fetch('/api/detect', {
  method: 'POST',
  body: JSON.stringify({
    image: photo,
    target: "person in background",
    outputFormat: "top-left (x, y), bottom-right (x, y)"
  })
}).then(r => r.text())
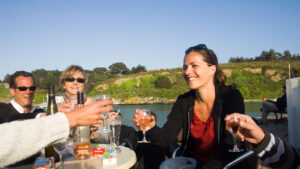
top-left (58, 65), bottom-right (92, 111)
top-left (133, 44), bottom-right (257, 169)
top-left (0, 71), bottom-right (45, 123)
top-left (0, 100), bottom-right (113, 168)
top-left (225, 113), bottom-right (300, 169)
top-left (58, 65), bottom-right (138, 151)
top-left (260, 85), bottom-right (287, 124)
top-left (58, 65), bottom-right (92, 112)
top-left (0, 71), bottom-right (45, 167)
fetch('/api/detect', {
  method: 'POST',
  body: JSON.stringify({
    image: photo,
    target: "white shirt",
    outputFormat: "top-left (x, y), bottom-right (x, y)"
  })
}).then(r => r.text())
top-left (10, 99), bottom-right (43, 118)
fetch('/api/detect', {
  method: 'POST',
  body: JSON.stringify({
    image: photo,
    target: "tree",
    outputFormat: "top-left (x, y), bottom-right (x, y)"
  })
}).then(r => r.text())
top-left (108, 62), bottom-right (129, 75)
top-left (32, 69), bottom-right (48, 88)
top-left (255, 51), bottom-right (268, 61)
top-left (89, 67), bottom-right (109, 85)
top-left (282, 50), bottom-right (292, 60)
top-left (268, 49), bottom-right (278, 61)
top-left (155, 76), bottom-right (172, 89)
top-left (94, 67), bottom-right (107, 74)
top-left (131, 65), bottom-right (147, 74)
top-left (3, 74), bottom-right (11, 84)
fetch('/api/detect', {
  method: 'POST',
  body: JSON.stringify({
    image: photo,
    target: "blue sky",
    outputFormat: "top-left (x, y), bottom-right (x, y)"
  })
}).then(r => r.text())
top-left (0, 0), bottom-right (299, 81)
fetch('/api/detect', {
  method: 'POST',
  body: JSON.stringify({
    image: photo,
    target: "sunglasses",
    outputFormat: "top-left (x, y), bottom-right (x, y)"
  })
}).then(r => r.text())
top-left (65, 77), bottom-right (86, 83)
top-left (15, 86), bottom-right (37, 91)
top-left (185, 44), bottom-right (207, 54)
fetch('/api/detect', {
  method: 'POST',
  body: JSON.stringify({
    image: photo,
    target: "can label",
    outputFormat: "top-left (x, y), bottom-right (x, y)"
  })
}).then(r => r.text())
top-left (92, 148), bottom-right (106, 157)
top-left (32, 157), bottom-right (55, 169)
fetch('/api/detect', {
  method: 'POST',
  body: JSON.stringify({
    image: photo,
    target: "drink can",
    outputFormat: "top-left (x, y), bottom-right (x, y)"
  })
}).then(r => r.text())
top-left (32, 157), bottom-right (55, 169)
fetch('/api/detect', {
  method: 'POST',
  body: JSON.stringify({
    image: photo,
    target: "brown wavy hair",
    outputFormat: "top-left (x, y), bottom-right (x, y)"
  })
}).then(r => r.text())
top-left (185, 44), bottom-right (226, 85)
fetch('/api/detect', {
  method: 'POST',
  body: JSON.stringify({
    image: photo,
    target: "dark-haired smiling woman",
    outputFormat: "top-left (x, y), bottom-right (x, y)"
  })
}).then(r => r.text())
top-left (133, 44), bottom-right (258, 169)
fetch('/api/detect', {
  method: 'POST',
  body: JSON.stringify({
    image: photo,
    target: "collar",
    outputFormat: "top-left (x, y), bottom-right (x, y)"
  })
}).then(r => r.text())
top-left (10, 99), bottom-right (36, 114)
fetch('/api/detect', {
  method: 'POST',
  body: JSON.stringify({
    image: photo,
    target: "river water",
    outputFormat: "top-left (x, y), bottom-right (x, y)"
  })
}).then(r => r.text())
top-left (115, 103), bottom-right (266, 129)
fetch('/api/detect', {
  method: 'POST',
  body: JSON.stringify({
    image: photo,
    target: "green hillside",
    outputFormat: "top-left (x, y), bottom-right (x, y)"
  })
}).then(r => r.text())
top-left (89, 60), bottom-right (299, 103)
top-left (0, 60), bottom-right (299, 104)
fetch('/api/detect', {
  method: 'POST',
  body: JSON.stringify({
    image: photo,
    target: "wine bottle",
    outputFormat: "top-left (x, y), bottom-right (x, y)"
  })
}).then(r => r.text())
top-left (45, 84), bottom-right (59, 161)
top-left (73, 91), bottom-right (91, 160)
top-left (46, 84), bottom-right (58, 115)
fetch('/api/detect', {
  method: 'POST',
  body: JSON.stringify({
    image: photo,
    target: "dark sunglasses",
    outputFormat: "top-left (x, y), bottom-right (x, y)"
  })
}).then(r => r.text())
top-left (15, 86), bottom-right (37, 91)
top-left (185, 44), bottom-right (207, 54)
top-left (65, 77), bottom-right (86, 83)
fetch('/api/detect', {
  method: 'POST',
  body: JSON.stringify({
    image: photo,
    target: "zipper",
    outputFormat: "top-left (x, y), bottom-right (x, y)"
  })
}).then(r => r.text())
top-left (217, 106), bottom-right (222, 146)
top-left (181, 109), bottom-right (191, 156)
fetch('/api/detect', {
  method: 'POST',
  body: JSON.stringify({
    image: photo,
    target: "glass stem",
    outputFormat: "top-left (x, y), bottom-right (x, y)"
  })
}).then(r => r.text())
top-left (59, 154), bottom-right (63, 169)
top-left (143, 131), bottom-right (146, 141)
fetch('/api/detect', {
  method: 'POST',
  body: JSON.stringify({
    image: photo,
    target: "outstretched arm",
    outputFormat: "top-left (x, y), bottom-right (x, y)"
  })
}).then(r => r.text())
top-left (225, 113), bottom-right (300, 169)
top-left (0, 100), bottom-right (113, 167)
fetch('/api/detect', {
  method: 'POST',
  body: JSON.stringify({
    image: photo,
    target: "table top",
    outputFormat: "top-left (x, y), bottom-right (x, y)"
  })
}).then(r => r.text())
top-left (58, 146), bottom-right (136, 169)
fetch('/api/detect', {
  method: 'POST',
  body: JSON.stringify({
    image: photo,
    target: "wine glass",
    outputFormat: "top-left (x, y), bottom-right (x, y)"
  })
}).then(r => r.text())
top-left (53, 142), bottom-right (67, 169)
top-left (227, 115), bottom-right (244, 152)
top-left (96, 94), bottom-right (113, 127)
top-left (95, 94), bottom-right (113, 149)
top-left (107, 111), bottom-right (122, 152)
top-left (138, 109), bottom-right (152, 143)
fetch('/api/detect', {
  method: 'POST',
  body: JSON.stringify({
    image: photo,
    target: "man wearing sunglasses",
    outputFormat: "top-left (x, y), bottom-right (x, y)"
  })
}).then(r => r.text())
top-left (0, 71), bottom-right (45, 167)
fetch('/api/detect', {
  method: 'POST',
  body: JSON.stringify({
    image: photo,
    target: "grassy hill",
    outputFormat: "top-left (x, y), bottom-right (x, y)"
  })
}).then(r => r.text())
top-left (88, 60), bottom-right (299, 103)
top-left (0, 60), bottom-right (299, 104)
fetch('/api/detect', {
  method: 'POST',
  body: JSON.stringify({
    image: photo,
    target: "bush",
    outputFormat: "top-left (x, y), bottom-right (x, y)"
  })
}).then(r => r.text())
top-left (155, 76), bottom-right (172, 89)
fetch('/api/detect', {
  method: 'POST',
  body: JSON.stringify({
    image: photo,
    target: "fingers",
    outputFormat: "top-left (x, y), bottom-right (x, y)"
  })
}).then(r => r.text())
top-left (225, 113), bottom-right (265, 144)
top-left (236, 132), bottom-right (245, 142)
top-left (96, 100), bottom-right (114, 107)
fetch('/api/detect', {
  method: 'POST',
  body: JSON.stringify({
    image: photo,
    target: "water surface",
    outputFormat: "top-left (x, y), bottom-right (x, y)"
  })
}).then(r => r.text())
top-left (115, 103), bottom-right (266, 129)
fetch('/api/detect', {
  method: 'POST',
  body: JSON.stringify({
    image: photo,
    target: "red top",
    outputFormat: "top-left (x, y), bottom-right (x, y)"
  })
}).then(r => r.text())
top-left (190, 109), bottom-right (217, 163)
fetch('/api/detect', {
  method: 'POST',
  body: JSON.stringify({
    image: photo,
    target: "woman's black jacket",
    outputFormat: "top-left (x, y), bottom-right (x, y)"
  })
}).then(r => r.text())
top-left (144, 84), bottom-right (258, 169)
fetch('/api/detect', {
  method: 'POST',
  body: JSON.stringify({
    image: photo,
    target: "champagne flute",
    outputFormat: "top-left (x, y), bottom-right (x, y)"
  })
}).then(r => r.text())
top-left (107, 111), bottom-right (122, 152)
top-left (95, 94), bottom-right (113, 149)
top-left (138, 109), bottom-right (152, 143)
top-left (53, 142), bottom-right (67, 169)
top-left (227, 115), bottom-right (244, 152)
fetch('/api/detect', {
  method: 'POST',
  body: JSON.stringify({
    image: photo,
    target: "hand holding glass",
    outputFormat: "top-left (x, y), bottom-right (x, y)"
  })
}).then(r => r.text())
top-left (137, 109), bottom-right (152, 143)
top-left (226, 115), bottom-right (244, 152)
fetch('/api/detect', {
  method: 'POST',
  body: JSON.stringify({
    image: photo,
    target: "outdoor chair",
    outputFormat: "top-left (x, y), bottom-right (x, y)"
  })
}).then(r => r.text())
top-left (260, 108), bottom-right (287, 124)
top-left (272, 108), bottom-right (287, 123)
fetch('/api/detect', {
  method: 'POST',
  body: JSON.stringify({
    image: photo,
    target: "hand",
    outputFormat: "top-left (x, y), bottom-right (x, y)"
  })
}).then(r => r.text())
top-left (64, 100), bottom-right (114, 128)
top-left (132, 109), bottom-right (155, 132)
top-left (58, 102), bottom-right (74, 113)
top-left (225, 113), bottom-right (265, 144)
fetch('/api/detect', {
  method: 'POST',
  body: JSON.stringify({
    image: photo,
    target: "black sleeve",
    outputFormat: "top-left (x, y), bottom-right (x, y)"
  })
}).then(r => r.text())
top-left (119, 125), bottom-right (138, 150)
top-left (275, 94), bottom-right (287, 111)
top-left (146, 95), bottom-right (184, 149)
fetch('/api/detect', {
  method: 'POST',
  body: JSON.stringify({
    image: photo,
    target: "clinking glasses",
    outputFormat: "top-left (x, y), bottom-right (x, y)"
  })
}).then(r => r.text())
top-left (65, 77), bottom-right (86, 83)
top-left (15, 86), bottom-right (37, 91)
top-left (185, 44), bottom-right (207, 54)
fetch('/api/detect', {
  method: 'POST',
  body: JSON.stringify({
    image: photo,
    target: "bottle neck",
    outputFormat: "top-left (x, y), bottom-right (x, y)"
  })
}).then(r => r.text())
top-left (47, 93), bottom-right (58, 115)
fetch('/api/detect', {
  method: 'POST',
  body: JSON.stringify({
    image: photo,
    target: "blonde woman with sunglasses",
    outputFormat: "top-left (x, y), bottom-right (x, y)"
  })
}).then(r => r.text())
top-left (58, 65), bottom-right (92, 112)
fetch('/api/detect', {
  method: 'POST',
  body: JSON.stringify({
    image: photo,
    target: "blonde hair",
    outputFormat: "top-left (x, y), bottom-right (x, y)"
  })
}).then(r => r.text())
top-left (60, 65), bottom-right (88, 87)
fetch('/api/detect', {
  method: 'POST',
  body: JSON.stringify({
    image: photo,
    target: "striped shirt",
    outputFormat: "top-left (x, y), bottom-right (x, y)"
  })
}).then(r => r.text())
top-left (253, 132), bottom-right (300, 169)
